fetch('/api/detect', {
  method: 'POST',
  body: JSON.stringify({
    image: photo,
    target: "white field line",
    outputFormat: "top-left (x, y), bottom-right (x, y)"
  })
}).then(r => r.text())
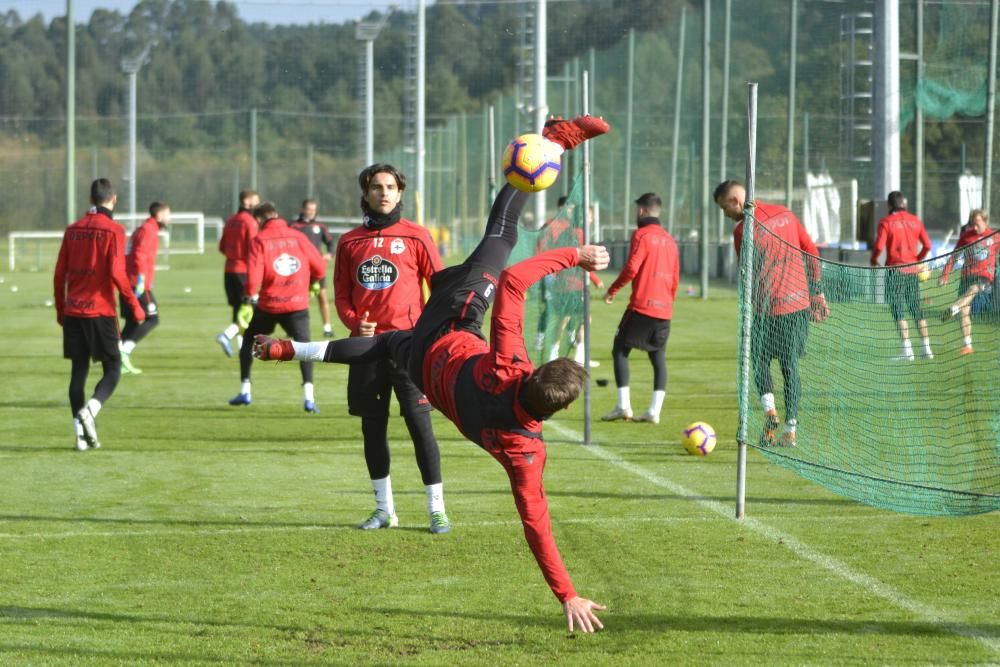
top-left (546, 419), bottom-right (1000, 655)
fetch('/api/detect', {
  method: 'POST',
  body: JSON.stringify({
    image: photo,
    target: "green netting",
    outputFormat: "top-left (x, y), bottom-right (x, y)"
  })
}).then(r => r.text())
top-left (738, 217), bottom-right (1000, 516)
top-left (505, 173), bottom-right (589, 367)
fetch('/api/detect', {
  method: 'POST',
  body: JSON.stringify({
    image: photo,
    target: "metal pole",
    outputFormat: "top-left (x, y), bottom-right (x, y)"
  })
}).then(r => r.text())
top-left (128, 68), bottom-right (137, 222)
top-left (250, 107), bottom-right (257, 190)
top-left (718, 0), bottom-right (731, 243)
top-left (488, 105), bottom-right (497, 201)
top-left (873, 0), bottom-right (901, 201)
top-left (669, 8), bottom-right (686, 236)
top-left (736, 83), bottom-right (758, 520)
top-left (624, 27), bottom-right (635, 240)
top-left (915, 0), bottom-right (924, 219)
top-left (985, 0), bottom-right (999, 211)
top-left (534, 0), bottom-right (548, 231)
top-left (701, 0), bottom-right (711, 299)
top-left (307, 144), bottom-right (315, 199)
top-left (66, 0), bottom-right (75, 225)
top-left (785, 0), bottom-right (797, 209)
top-left (582, 69), bottom-right (593, 446)
top-left (417, 0), bottom-right (426, 217)
top-left (365, 38), bottom-right (375, 166)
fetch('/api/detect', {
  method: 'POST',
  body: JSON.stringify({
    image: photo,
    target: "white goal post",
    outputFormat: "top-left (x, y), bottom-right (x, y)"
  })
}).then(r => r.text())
top-left (8, 229), bottom-right (171, 272)
top-left (117, 212), bottom-right (206, 255)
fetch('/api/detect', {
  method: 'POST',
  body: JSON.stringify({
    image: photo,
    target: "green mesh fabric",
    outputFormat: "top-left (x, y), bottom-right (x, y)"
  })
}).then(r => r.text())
top-left (505, 174), bottom-right (589, 367)
top-left (738, 217), bottom-right (1000, 516)
top-left (901, 2), bottom-right (991, 130)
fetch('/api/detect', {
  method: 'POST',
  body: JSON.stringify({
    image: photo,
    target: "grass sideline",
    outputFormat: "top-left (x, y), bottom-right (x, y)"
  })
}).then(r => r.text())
top-left (0, 252), bottom-right (997, 665)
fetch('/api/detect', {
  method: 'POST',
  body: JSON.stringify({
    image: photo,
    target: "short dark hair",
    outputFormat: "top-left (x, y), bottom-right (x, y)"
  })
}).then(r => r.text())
top-left (149, 201), bottom-right (169, 217)
top-left (301, 198), bottom-right (317, 209)
top-left (557, 195), bottom-right (569, 207)
top-left (359, 163), bottom-right (406, 193)
top-left (239, 189), bottom-right (259, 206)
top-left (635, 192), bottom-right (662, 209)
top-left (522, 358), bottom-right (588, 417)
top-left (887, 191), bottom-right (907, 211)
top-left (713, 179), bottom-right (744, 203)
top-left (90, 178), bottom-right (115, 206)
top-left (252, 201), bottom-right (279, 222)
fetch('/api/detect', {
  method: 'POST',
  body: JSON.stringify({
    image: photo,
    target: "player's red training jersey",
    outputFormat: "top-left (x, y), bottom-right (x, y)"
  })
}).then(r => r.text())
top-left (607, 217), bottom-right (679, 320)
top-left (941, 226), bottom-right (999, 283)
top-left (422, 247), bottom-right (582, 603)
top-left (246, 218), bottom-right (326, 314)
top-left (871, 210), bottom-right (930, 271)
top-left (734, 201), bottom-right (822, 316)
top-left (126, 216), bottom-right (160, 289)
top-left (535, 217), bottom-right (601, 291)
top-left (334, 219), bottom-right (443, 335)
top-left (219, 209), bottom-right (258, 274)
top-left (54, 208), bottom-right (143, 320)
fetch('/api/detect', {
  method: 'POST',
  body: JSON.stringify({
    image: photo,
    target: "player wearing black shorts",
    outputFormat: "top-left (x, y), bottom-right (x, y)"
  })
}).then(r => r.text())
top-left (54, 179), bottom-right (146, 451)
top-left (216, 189), bottom-right (260, 357)
top-left (290, 198), bottom-right (336, 337)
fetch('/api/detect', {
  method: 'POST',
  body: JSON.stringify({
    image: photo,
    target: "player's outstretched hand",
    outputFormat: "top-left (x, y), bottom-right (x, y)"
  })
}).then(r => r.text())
top-left (253, 335), bottom-right (295, 361)
top-left (563, 596), bottom-right (606, 633)
top-left (577, 245), bottom-right (609, 272)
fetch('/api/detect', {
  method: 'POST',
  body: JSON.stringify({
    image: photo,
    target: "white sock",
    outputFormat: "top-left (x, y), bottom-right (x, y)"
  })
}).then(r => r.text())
top-left (923, 338), bottom-right (933, 354)
top-left (901, 339), bottom-right (913, 356)
top-left (303, 382), bottom-right (315, 402)
top-left (964, 336), bottom-right (973, 347)
top-left (322, 323), bottom-right (332, 334)
top-left (761, 393), bottom-right (776, 413)
top-left (73, 418), bottom-right (84, 438)
top-left (372, 476), bottom-right (394, 515)
top-left (240, 380), bottom-right (251, 396)
top-left (86, 398), bottom-right (102, 418)
top-left (291, 340), bottom-right (330, 361)
top-left (426, 483), bottom-right (445, 514)
top-left (950, 305), bottom-right (960, 316)
top-left (784, 418), bottom-right (797, 434)
top-left (235, 334), bottom-right (244, 351)
top-left (223, 323), bottom-right (240, 339)
top-left (573, 344), bottom-right (585, 364)
top-left (548, 343), bottom-right (560, 362)
top-left (649, 390), bottom-right (665, 415)
top-left (121, 339), bottom-right (136, 354)
top-left (617, 386), bottom-right (631, 411)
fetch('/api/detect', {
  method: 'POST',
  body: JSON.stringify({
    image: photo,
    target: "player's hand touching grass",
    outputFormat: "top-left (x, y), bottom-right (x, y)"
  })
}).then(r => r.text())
top-left (577, 245), bottom-right (609, 272)
top-left (563, 595), bottom-right (606, 633)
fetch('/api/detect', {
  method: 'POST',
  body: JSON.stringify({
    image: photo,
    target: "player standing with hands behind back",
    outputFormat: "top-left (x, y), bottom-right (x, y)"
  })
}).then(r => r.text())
top-left (54, 178), bottom-right (145, 451)
top-left (333, 164), bottom-right (449, 533)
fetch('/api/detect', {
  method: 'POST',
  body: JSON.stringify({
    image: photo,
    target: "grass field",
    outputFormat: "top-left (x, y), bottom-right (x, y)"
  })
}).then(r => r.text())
top-left (1, 251), bottom-right (998, 665)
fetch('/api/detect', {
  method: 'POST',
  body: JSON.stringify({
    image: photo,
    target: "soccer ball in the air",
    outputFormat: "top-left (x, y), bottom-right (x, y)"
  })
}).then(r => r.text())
top-left (502, 133), bottom-right (561, 192)
top-left (682, 421), bottom-right (717, 456)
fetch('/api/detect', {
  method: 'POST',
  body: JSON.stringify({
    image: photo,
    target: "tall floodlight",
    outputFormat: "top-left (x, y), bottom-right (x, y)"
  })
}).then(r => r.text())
top-left (872, 0), bottom-right (901, 201)
top-left (416, 0), bottom-right (426, 219)
top-left (582, 69), bottom-right (593, 445)
top-left (985, 0), bottom-right (999, 210)
top-left (623, 28), bottom-right (635, 240)
top-left (66, 0), bottom-right (75, 224)
top-left (356, 12), bottom-right (392, 167)
top-left (700, 0), bottom-right (711, 299)
top-left (668, 7), bottom-right (686, 236)
top-left (121, 43), bottom-right (153, 223)
top-left (533, 0), bottom-right (548, 231)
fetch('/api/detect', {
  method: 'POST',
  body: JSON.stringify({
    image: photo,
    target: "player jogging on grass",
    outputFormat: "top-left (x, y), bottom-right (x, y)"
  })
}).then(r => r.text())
top-left (54, 178), bottom-right (146, 451)
top-left (870, 190), bottom-right (934, 361)
top-left (254, 115), bottom-right (610, 632)
top-left (939, 209), bottom-right (997, 355)
top-left (216, 189), bottom-right (260, 357)
top-left (119, 200), bottom-right (170, 374)
top-left (714, 179), bottom-right (828, 447)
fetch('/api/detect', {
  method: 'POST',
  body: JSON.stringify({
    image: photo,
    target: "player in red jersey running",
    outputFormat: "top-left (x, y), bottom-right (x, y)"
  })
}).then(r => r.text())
top-left (254, 116), bottom-right (611, 632)
top-left (216, 189), bottom-right (260, 357)
top-left (229, 202), bottom-right (326, 411)
top-left (333, 163), bottom-right (449, 533)
top-left (870, 190), bottom-right (934, 361)
top-left (119, 201), bottom-right (170, 374)
top-left (714, 179), bottom-right (828, 448)
top-left (54, 178), bottom-right (145, 451)
top-left (602, 192), bottom-right (679, 425)
top-left (289, 198), bottom-right (336, 337)
top-left (939, 209), bottom-right (997, 355)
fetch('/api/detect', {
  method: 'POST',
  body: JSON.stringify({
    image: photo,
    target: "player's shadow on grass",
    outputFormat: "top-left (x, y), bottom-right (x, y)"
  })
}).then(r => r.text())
top-left (369, 606), bottom-right (1000, 642)
top-left (0, 512), bottom-right (361, 531)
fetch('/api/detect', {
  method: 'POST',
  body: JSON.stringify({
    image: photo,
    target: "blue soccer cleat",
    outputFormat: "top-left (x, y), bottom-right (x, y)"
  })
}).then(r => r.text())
top-left (304, 400), bottom-right (319, 414)
top-left (228, 393), bottom-right (252, 406)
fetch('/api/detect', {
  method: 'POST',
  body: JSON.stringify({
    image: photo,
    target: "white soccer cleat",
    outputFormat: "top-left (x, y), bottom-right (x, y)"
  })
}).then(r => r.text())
top-left (74, 438), bottom-right (88, 452)
top-left (601, 406), bottom-right (633, 422)
top-left (216, 333), bottom-right (234, 358)
top-left (633, 411), bottom-right (660, 424)
top-left (358, 509), bottom-right (398, 530)
top-left (76, 407), bottom-right (100, 449)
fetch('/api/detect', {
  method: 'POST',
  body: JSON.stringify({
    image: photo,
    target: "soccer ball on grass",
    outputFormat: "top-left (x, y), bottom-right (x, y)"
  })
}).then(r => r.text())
top-left (502, 133), bottom-right (561, 193)
top-left (682, 421), bottom-right (717, 456)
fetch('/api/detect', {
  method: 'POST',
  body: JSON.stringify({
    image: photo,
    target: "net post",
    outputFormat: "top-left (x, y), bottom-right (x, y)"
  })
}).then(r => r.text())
top-left (736, 82), bottom-right (758, 520)
top-left (582, 69), bottom-right (593, 446)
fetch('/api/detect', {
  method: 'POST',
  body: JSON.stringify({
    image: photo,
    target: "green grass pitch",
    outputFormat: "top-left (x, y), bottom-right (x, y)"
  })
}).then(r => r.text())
top-left (0, 252), bottom-right (997, 665)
